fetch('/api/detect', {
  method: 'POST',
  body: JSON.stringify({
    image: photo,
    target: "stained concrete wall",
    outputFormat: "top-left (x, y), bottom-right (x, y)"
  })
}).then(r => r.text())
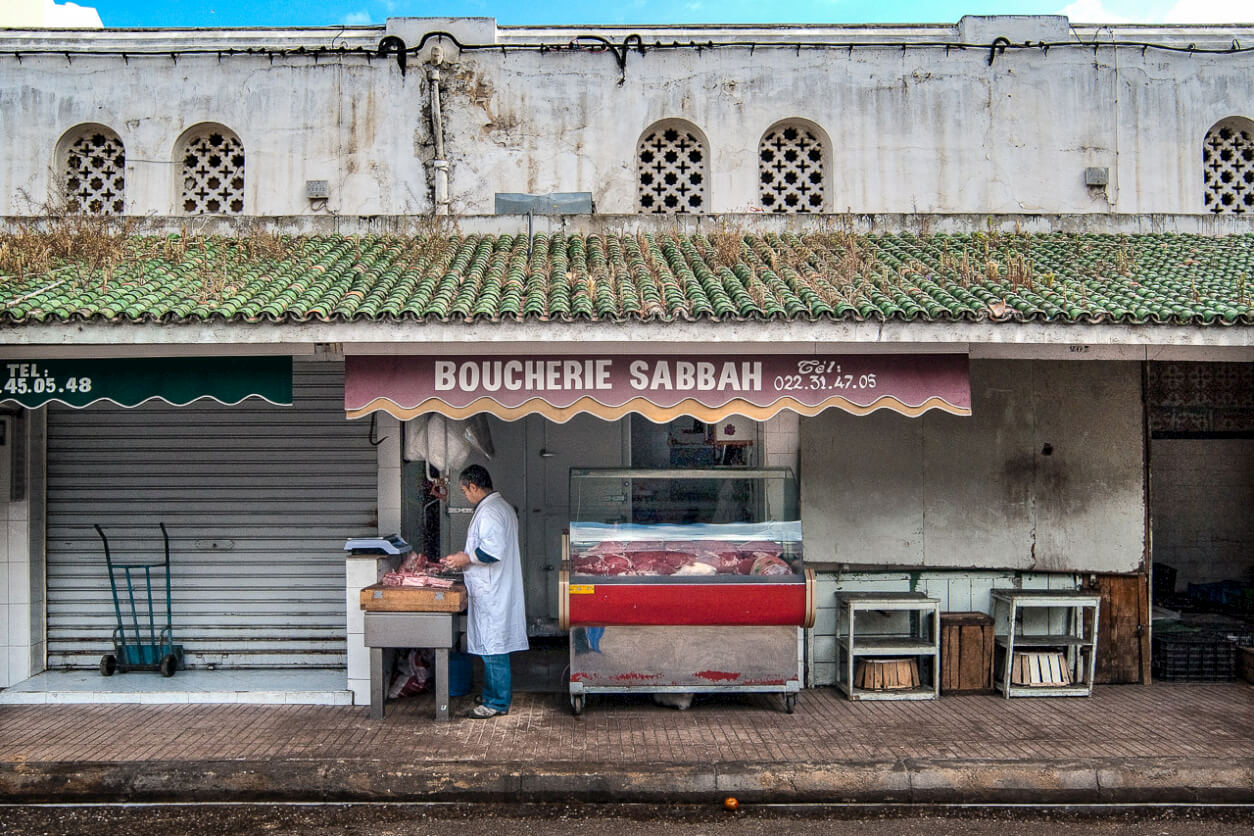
top-left (799, 360), bottom-right (1146, 574)
top-left (3, 17), bottom-right (1254, 216)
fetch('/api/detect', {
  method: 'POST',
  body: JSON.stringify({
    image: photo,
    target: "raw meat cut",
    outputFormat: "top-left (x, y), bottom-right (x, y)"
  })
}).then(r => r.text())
top-left (750, 554), bottom-right (792, 576)
top-left (628, 550), bottom-right (690, 575)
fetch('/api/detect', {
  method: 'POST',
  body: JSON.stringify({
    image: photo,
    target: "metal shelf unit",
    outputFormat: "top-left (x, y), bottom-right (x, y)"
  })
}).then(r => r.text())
top-left (835, 592), bottom-right (941, 701)
top-left (990, 589), bottom-right (1101, 698)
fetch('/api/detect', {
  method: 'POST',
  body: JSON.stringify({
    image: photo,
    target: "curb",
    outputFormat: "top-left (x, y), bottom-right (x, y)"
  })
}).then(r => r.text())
top-left (2, 758), bottom-right (1252, 805)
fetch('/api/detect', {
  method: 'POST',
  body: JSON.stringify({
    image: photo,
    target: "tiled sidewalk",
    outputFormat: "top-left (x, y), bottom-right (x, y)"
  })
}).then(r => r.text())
top-left (1, 683), bottom-right (1251, 804)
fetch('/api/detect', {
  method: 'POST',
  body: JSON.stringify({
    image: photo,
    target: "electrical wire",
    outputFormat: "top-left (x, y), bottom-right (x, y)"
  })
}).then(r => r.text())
top-left (4, 35), bottom-right (1254, 62)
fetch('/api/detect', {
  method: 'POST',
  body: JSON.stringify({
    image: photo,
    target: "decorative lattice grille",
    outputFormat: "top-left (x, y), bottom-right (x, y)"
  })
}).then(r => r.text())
top-left (1203, 122), bottom-right (1254, 214)
top-left (759, 125), bottom-right (824, 213)
top-left (181, 130), bottom-right (245, 215)
top-left (64, 130), bottom-right (125, 215)
top-left (638, 126), bottom-right (706, 213)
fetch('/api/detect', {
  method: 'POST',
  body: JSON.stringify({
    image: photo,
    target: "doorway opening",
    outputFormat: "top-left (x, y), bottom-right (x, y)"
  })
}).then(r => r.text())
top-left (1147, 361), bottom-right (1254, 683)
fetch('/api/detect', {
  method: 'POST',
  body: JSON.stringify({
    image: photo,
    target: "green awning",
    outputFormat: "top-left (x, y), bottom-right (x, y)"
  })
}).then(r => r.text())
top-left (0, 356), bottom-right (292, 408)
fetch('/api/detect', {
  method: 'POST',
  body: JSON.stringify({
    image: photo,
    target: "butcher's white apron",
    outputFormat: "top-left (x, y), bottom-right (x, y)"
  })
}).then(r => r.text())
top-left (462, 491), bottom-right (529, 656)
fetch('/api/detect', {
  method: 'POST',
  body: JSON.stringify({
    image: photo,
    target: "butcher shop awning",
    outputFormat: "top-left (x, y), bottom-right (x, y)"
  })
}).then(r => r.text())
top-left (0, 356), bottom-right (293, 409)
top-left (345, 353), bottom-right (970, 423)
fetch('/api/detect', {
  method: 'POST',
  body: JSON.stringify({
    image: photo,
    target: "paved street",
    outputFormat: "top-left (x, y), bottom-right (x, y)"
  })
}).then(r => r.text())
top-left (0, 803), bottom-right (1252, 836)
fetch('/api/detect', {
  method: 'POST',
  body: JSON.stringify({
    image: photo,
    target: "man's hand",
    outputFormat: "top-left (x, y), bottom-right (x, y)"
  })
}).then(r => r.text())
top-left (441, 551), bottom-right (471, 570)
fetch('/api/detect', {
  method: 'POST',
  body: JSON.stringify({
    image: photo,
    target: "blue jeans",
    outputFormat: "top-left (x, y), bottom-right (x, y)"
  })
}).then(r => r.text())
top-left (479, 653), bottom-right (512, 712)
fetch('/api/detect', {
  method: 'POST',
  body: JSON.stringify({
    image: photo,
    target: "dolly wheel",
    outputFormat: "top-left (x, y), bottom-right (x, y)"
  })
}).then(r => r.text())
top-left (100, 655), bottom-right (117, 677)
top-left (160, 654), bottom-right (178, 678)
top-left (784, 693), bottom-right (797, 714)
top-left (570, 694), bottom-right (585, 716)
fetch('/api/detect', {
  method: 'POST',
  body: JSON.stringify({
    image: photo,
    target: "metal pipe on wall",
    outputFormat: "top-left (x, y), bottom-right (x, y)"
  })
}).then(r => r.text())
top-left (428, 46), bottom-right (449, 216)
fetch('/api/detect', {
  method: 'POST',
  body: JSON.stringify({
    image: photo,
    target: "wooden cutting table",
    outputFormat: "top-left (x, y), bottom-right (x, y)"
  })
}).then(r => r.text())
top-left (360, 583), bottom-right (467, 722)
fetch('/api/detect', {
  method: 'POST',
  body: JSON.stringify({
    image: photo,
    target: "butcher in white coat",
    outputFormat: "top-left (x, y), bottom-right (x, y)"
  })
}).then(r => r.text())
top-left (440, 464), bottom-right (529, 718)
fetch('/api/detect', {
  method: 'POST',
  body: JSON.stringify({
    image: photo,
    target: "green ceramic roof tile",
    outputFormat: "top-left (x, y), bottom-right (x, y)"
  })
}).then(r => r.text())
top-left (1, 231), bottom-right (1253, 326)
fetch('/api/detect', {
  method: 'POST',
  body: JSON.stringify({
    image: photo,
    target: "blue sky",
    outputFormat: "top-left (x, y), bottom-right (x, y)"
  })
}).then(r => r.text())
top-left (84, 0), bottom-right (1253, 29)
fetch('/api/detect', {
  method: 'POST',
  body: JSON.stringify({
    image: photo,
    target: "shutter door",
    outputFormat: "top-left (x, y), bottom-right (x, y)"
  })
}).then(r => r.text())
top-left (46, 360), bottom-right (376, 669)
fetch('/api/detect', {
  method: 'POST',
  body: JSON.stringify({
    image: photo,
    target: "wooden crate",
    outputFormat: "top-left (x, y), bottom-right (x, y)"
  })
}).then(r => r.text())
top-left (359, 583), bottom-right (467, 613)
top-left (940, 611), bottom-right (995, 694)
top-left (1011, 651), bottom-right (1073, 686)
top-left (854, 658), bottom-right (920, 690)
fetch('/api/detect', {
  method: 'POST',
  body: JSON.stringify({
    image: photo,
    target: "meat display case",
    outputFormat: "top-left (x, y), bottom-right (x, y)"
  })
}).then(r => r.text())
top-left (558, 467), bottom-right (814, 714)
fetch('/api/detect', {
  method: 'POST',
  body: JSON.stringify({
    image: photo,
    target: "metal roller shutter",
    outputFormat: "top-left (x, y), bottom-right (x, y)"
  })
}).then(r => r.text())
top-left (45, 360), bottom-right (376, 669)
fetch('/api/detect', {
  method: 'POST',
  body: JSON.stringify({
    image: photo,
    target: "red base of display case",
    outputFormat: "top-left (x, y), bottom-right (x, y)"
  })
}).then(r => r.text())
top-left (561, 569), bottom-right (815, 628)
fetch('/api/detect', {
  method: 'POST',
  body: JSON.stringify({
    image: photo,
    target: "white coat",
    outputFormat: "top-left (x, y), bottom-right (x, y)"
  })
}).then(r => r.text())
top-left (462, 491), bottom-right (529, 656)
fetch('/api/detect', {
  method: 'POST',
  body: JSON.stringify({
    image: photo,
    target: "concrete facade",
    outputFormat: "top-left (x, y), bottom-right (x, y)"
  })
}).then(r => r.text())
top-left (2, 17), bottom-right (1254, 218)
top-left (801, 360), bottom-right (1146, 574)
top-left (1, 15), bottom-right (1252, 692)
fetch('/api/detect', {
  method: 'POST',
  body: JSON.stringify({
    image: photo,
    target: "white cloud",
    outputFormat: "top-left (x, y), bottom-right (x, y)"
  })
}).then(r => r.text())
top-left (1163, 0), bottom-right (1254, 23)
top-left (47, 1), bottom-right (101, 27)
top-left (341, 10), bottom-right (374, 25)
top-left (1058, 0), bottom-right (1253, 24)
top-left (1057, 0), bottom-right (1133, 23)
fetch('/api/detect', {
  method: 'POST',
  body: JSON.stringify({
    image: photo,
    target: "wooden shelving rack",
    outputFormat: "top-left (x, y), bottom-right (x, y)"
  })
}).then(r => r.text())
top-left (835, 591), bottom-right (941, 701)
top-left (990, 588), bottom-right (1101, 698)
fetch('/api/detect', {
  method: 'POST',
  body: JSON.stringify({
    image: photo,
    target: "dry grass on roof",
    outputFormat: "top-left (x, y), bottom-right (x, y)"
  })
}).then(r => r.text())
top-left (0, 224), bottom-right (1251, 326)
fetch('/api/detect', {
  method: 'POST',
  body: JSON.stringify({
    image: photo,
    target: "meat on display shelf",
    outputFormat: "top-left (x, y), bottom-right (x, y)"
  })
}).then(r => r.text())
top-left (561, 467), bottom-right (809, 715)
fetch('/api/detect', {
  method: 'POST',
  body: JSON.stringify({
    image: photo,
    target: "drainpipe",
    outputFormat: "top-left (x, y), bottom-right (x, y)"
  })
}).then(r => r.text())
top-left (428, 46), bottom-right (450, 216)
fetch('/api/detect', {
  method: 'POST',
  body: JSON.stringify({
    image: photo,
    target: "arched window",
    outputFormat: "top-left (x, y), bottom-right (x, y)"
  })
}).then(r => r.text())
top-left (179, 125), bottom-right (245, 215)
top-left (61, 125), bottom-right (125, 215)
top-left (759, 122), bottom-right (825, 213)
top-left (1203, 118), bottom-right (1254, 214)
top-left (638, 121), bottom-right (707, 214)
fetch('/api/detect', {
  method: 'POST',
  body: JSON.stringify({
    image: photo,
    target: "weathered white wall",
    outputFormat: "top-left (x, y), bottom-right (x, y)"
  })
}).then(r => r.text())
top-left (0, 42), bottom-right (430, 216)
top-left (799, 359), bottom-right (1146, 574)
top-left (2, 17), bottom-right (1253, 217)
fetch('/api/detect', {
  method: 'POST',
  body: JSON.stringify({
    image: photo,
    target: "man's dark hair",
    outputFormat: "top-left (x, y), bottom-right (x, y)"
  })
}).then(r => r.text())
top-left (459, 464), bottom-right (493, 491)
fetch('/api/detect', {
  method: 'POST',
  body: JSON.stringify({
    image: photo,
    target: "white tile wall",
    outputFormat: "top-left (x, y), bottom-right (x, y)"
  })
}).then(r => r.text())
top-left (345, 555), bottom-right (387, 705)
top-left (348, 676), bottom-right (370, 704)
top-left (346, 595), bottom-right (366, 635)
top-left (376, 414), bottom-right (402, 535)
top-left (2, 495), bottom-right (34, 689)
top-left (345, 420), bottom-right (402, 705)
top-left (762, 412), bottom-right (800, 471)
top-left (346, 643), bottom-right (372, 680)
top-left (346, 557), bottom-right (384, 589)
top-left (8, 606), bottom-right (29, 649)
top-left (7, 649), bottom-right (28, 686)
top-left (6, 561), bottom-right (28, 607)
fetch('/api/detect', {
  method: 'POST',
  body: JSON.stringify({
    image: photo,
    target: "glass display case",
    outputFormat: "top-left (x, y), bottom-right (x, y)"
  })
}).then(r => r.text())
top-left (559, 468), bottom-right (814, 715)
